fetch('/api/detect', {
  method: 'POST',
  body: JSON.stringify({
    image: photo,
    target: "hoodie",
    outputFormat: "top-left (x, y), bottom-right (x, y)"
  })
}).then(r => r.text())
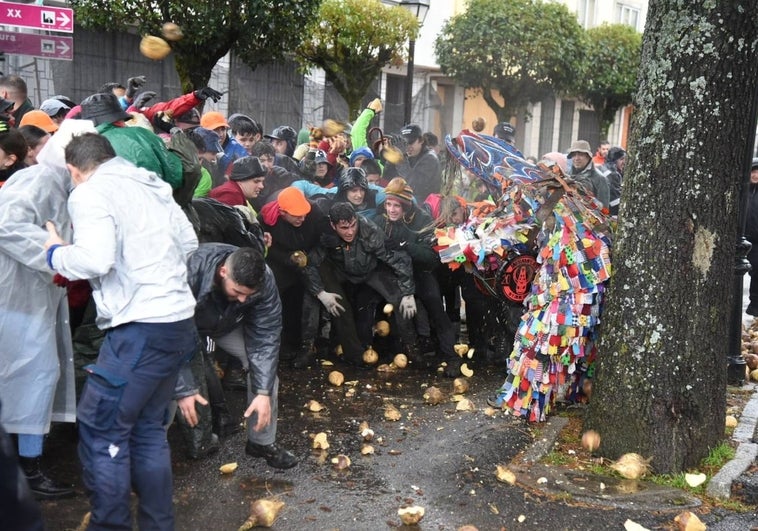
top-left (51, 156), bottom-right (197, 329)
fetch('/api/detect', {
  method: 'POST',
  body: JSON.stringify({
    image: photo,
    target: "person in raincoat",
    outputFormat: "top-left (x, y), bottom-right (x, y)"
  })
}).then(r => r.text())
top-left (0, 119), bottom-right (95, 499)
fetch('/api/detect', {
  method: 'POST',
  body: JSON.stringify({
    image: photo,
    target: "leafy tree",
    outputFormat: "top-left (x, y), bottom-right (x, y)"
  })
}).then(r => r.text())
top-left (294, 0), bottom-right (419, 120)
top-left (575, 24), bottom-right (642, 137)
top-left (434, 0), bottom-right (586, 122)
top-left (70, 0), bottom-right (320, 94)
top-left (587, 1), bottom-right (758, 473)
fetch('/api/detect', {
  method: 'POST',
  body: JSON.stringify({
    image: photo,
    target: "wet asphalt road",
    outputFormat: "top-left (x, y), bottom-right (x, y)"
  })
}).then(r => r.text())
top-left (39, 357), bottom-right (758, 530)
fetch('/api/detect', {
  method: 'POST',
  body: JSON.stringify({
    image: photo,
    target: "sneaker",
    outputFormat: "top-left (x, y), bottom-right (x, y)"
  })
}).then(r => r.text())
top-left (245, 441), bottom-right (298, 469)
top-left (486, 394), bottom-right (505, 408)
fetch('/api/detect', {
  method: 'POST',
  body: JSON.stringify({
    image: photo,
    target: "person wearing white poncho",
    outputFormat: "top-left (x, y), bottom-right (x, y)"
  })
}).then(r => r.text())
top-left (0, 119), bottom-right (96, 498)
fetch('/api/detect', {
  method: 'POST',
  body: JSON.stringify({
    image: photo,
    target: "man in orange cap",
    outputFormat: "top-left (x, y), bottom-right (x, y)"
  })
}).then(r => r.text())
top-left (201, 111), bottom-right (248, 176)
top-left (258, 187), bottom-right (329, 366)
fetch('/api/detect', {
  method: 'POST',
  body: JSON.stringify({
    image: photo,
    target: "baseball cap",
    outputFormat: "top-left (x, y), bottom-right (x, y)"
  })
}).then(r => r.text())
top-left (19, 110), bottom-right (58, 133)
top-left (39, 98), bottom-right (71, 117)
top-left (493, 122), bottom-right (516, 141)
top-left (276, 187), bottom-right (311, 216)
top-left (400, 124), bottom-right (422, 143)
top-left (200, 111), bottom-right (228, 131)
top-left (194, 127), bottom-right (223, 154)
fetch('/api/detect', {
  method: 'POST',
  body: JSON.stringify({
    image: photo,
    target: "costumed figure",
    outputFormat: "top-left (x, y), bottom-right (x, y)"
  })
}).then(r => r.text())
top-left (438, 130), bottom-right (613, 421)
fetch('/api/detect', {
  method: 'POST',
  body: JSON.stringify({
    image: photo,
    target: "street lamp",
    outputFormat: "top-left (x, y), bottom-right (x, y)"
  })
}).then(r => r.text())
top-left (727, 81), bottom-right (758, 386)
top-left (399, 0), bottom-right (429, 126)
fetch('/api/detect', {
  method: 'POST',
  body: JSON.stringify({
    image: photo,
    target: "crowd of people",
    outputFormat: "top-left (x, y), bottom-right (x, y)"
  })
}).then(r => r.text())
top-left (0, 72), bottom-right (627, 529)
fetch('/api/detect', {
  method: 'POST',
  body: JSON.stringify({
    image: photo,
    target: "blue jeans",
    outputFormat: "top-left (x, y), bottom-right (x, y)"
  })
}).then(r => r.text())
top-left (77, 319), bottom-right (198, 531)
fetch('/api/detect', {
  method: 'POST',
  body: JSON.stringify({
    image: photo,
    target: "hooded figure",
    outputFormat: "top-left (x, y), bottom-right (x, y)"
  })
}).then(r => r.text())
top-left (0, 119), bottom-right (96, 497)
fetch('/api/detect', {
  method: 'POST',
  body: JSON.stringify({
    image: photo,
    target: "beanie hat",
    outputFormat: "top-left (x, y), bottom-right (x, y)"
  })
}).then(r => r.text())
top-left (276, 186), bottom-right (311, 216)
top-left (384, 177), bottom-right (414, 209)
top-left (200, 111), bottom-right (228, 130)
top-left (349, 146), bottom-right (374, 166)
top-left (606, 146), bottom-right (626, 164)
top-left (229, 156), bottom-right (266, 181)
top-left (19, 110), bottom-right (58, 133)
top-left (339, 167), bottom-right (368, 191)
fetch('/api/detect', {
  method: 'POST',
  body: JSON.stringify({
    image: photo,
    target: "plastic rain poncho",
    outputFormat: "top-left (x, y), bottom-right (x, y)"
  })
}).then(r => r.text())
top-left (0, 119), bottom-right (97, 434)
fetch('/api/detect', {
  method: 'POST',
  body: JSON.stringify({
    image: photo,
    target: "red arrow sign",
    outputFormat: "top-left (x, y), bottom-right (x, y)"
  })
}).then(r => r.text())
top-left (0, 30), bottom-right (73, 60)
top-left (0, 1), bottom-right (73, 33)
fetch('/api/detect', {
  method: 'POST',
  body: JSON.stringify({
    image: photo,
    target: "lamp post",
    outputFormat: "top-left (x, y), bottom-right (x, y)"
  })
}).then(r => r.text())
top-left (728, 80), bottom-right (758, 386)
top-left (399, 0), bottom-right (429, 126)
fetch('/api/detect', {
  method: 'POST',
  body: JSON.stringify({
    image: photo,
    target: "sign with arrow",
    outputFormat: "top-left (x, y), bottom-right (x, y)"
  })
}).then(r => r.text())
top-left (0, 30), bottom-right (73, 61)
top-left (0, 1), bottom-right (73, 33)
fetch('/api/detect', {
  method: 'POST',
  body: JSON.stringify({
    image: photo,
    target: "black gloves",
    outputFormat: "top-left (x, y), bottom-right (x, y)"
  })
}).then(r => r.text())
top-left (193, 87), bottom-right (223, 102)
top-left (151, 111), bottom-right (175, 134)
top-left (126, 75), bottom-right (147, 99)
top-left (132, 90), bottom-right (157, 109)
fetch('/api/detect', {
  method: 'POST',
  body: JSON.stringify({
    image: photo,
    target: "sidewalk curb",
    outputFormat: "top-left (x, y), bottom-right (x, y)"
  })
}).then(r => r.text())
top-left (519, 416), bottom-right (568, 464)
top-left (707, 382), bottom-right (758, 499)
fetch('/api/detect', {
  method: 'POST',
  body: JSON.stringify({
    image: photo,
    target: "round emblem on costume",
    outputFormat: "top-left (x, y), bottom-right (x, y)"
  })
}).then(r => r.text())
top-left (499, 254), bottom-right (538, 303)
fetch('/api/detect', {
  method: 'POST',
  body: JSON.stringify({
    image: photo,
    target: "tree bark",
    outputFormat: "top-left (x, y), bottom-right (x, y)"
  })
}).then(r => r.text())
top-left (587, 0), bottom-right (758, 474)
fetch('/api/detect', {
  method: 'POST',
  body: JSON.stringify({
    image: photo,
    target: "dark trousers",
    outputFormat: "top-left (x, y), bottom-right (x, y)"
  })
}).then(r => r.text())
top-left (311, 261), bottom-right (416, 359)
top-left (749, 241), bottom-right (758, 307)
top-left (77, 319), bottom-right (197, 531)
top-left (415, 271), bottom-right (457, 358)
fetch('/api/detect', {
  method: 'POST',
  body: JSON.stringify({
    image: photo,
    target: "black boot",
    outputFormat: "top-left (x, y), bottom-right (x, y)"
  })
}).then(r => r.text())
top-left (212, 406), bottom-right (241, 438)
top-left (404, 343), bottom-right (433, 369)
top-left (245, 441), bottom-right (298, 469)
top-left (19, 457), bottom-right (74, 500)
top-left (442, 357), bottom-right (463, 378)
top-left (292, 340), bottom-right (317, 369)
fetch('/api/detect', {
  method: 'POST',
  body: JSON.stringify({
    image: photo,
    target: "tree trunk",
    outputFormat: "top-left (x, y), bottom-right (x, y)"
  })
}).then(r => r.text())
top-left (586, 1), bottom-right (758, 474)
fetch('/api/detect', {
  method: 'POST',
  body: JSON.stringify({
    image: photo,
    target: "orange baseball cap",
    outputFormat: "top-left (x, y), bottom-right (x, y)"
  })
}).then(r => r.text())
top-left (19, 110), bottom-right (58, 133)
top-left (277, 187), bottom-right (311, 216)
top-left (200, 111), bottom-right (228, 130)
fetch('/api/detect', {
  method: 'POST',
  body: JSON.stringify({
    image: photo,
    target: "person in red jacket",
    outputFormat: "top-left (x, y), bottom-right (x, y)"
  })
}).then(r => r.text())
top-left (209, 156), bottom-right (266, 216)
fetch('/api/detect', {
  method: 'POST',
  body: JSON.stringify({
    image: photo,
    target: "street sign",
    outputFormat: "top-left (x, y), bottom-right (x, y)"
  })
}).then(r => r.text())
top-left (0, 1), bottom-right (73, 33)
top-left (0, 30), bottom-right (73, 60)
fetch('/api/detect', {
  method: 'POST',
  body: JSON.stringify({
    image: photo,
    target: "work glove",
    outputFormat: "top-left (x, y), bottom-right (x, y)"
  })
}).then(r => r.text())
top-left (399, 295), bottom-right (417, 319)
top-left (193, 87), bottom-right (224, 102)
top-left (317, 291), bottom-right (345, 317)
top-left (126, 75), bottom-right (147, 99)
top-left (151, 110), bottom-right (175, 134)
top-left (0, 119), bottom-right (9, 133)
top-left (367, 98), bottom-right (383, 114)
top-left (132, 90), bottom-right (157, 109)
